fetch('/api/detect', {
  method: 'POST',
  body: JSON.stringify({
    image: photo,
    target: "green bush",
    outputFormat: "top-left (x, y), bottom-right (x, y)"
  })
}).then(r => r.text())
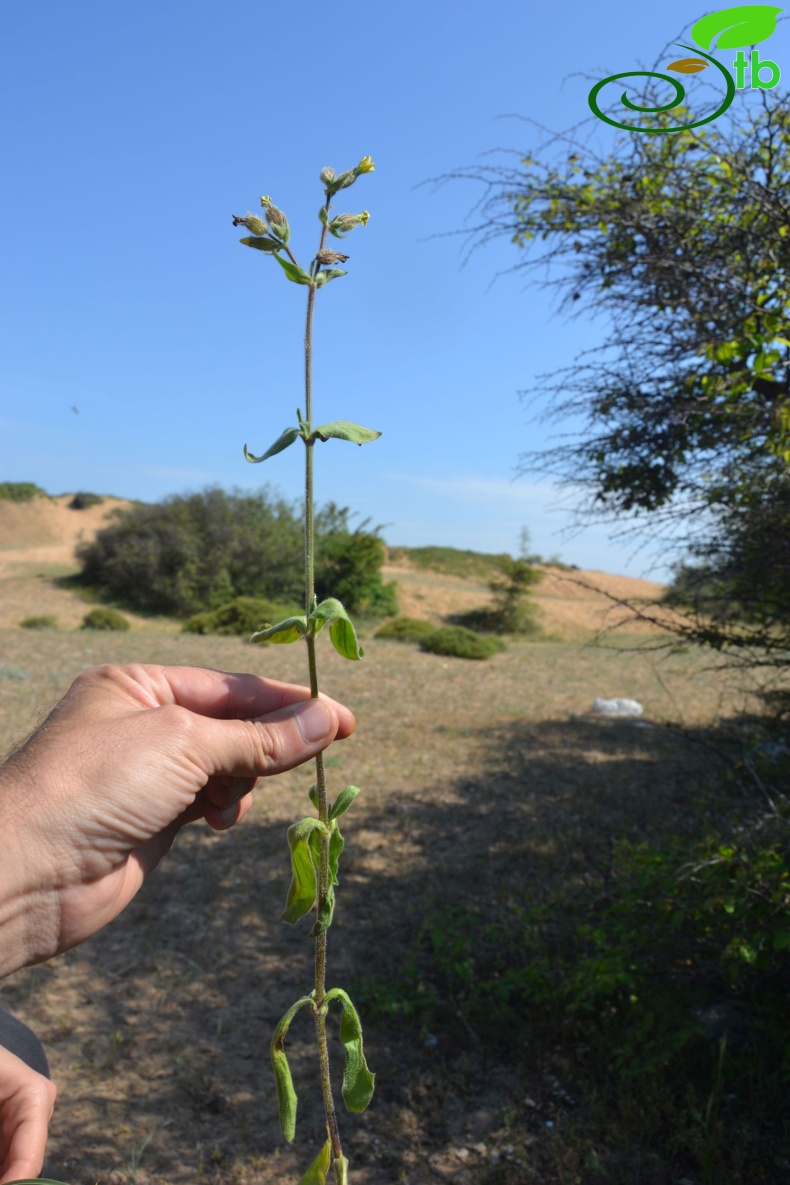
top-left (81, 606), bottom-right (131, 631)
top-left (20, 615), bottom-right (58, 630)
top-left (76, 489), bottom-right (392, 620)
top-left (314, 504), bottom-right (398, 617)
top-left (69, 491), bottom-right (105, 510)
top-left (0, 482), bottom-right (45, 502)
top-left (374, 616), bottom-right (438, 643)
top-left (182, 596), bottom-right (302, 637)
top-left (419, 625), bottom-right (506, 660)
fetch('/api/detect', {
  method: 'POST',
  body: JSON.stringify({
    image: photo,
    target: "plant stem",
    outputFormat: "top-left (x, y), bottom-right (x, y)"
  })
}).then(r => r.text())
top-left (303, 199), bottom-right (344, 1169)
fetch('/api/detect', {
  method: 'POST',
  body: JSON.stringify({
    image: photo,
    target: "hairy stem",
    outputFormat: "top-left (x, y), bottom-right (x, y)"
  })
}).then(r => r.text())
top-left (303, 195), bottom-right (344, 1170)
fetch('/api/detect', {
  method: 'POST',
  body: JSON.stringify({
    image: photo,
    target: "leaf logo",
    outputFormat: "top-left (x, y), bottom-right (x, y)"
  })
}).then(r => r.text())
top-left (668, 57), bottom-right (710, 72)
top-left (691, 4), bottom-right (783, 51)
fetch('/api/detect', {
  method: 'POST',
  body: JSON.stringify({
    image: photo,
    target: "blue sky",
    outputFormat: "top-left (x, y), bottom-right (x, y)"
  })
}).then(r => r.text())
top-left (2, 1), bottom-right (788, 578)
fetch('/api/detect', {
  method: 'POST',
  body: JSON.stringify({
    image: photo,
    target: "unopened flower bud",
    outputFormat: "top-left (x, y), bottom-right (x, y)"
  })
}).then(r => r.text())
top-left (258, 196), bottom-right (289, 244)
top-left (320, 166), bottom-right (335, 185)
top-left (316, 249), bottom-right (350, 265)
top-left (232, 213), bottom-right (268, 236)
top-left (354, 155), bottom-right (375, 175)
top-left (334, 170), bottom-right (356, 190)
top-left (327, 211), bottom-right (371, 238)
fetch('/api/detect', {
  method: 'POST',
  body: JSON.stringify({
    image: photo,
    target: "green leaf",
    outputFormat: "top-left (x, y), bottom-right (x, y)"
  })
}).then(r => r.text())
top-left (329, 785), bottom-right (361, 820)
top-left (319, 206), bottom-right (329, 225)
top-left (308, 783), bottom-right (319, 809)
top-left (244, 427), bottom-right (300, 464)
top-left (250, 615), bottom-right (308, 645)
top-left (329, 820), bottom-right (344, 886)
top-left (281, 817), bottom-right (327, 924)
top-left (314, 269), bottom-right (348, 288)
top-left (239, 235), bottom-right (281, 252)
top-left (310, 882), bottom-right (335, 936)
top-left (333, 1157), bottom-right (349, 1185)
top-left (691, 4), bottom-right (781, 50)
top-left (307, 824), bottom-right (336, 933)
top-left (310, 598), bottom-right (364, 660)
top-left (324, 989), bottom-right (376, 1113)
top-left (311, 420), bottom-right (381, 445)
top-left (330, 614), bottom-right (364, 661)
top-left (296, 1139), bottom-right (332, 1185)
top-left (270, 995), bottom-right (313, 1142)
top-left (272, 254), bottom-right (313, 285)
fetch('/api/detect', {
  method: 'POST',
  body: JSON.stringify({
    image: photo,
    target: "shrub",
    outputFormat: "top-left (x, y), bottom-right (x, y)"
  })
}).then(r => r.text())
top-left (375, 616), bottom-right (438, 643)
top-left (69, 491), bottom-right (105, 510)
top-left (314, 504), bottom-right (398, 617)
top-left (182, 596), bottom-right (302, 637)
top-left (81, 607), bottom-right (130, 631)
top-left (419, 625), bottom-right (506, 660)
top-left (76, 488), bottom-right (392, 619)
top-left (386, 545), bottom-right (509, 580)
top-left (0, 482), bottom-right (45, 502)
top-left (20, 615), bottom-right (58, 630)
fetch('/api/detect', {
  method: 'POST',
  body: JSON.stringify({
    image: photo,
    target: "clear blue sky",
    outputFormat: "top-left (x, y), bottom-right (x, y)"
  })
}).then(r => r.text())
top-left (2, 1), bottom-right (788, 577)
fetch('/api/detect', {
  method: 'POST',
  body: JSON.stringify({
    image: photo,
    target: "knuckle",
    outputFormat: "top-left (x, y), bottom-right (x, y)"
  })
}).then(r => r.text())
top-left (247, 719), bottom-right (287, 772)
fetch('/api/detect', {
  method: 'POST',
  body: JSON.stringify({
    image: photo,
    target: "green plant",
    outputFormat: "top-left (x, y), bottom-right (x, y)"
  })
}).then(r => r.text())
top-left (77, 487), bottom-right (392, 620)
top-left (419, 625), bottom-right (507, 660)
top-left (314, 503), bottom-right (397, 617)
top-left (456, 92), bottom-right (790, 673)
top-left (81, 606), bottom-right (131, 631)
top-left (0, 482), bottom-right (45, 502)
top-left (19, 615), bottom-right (59, 630)
top-left (374, 616), bottom-right (438, 643)
top-left (69, 491), bottom-right (105, 509)
top-left (233, 159), bottom-right (377, 1183)
top-left (182, 596), bottom-right (302, 637)
top-left (387, 544), bottom-right (509, 580)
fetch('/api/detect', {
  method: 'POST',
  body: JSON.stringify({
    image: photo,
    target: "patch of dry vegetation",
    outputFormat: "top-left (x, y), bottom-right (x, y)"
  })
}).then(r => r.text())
top-left (1, 493), bottom-right (786, 1184)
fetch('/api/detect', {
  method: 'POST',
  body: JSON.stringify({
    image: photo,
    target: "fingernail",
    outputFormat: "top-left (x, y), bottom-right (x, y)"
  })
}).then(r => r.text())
top-left (217, 803), bottom-right (239, 829)
top-left (226, 777), bottom-right (251, 802)
top-left (293, 700), bottom-right (332, 743)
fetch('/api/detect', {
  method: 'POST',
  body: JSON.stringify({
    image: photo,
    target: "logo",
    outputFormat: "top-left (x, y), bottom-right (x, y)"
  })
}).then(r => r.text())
top-left (589, 4), bottom-right (783, 133)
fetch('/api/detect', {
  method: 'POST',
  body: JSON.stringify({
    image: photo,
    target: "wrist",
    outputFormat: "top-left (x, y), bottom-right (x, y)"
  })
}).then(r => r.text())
top-left (0, 766), bottom-right (60, 978)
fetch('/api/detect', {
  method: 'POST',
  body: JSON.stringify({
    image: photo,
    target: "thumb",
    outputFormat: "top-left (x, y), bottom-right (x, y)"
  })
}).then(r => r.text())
top-left (183, 697), bottom-right (341, 780)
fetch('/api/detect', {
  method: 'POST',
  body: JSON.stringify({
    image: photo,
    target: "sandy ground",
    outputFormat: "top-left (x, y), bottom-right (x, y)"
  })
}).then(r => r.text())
top-left (0, 493), bottom-right (671, 638)
top-left (0, 492), bottom-right (759, 1185)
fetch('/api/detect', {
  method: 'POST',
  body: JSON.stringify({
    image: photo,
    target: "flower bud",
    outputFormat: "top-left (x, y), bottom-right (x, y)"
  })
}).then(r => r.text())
top-left (320, 166), bottom-right (335, 185)
top-left (232, 213), bottom-right (268, 236)
top-left (316, 249), bottom-right (350, 265)
top-left (327, 211), bottom-right (370, 238)
top-left (354, 155), bottom-right (375, 175)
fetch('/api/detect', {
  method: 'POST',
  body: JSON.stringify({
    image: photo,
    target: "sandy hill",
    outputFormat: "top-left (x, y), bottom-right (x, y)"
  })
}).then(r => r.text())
top-left (0, 492), bottom-right (670, 637)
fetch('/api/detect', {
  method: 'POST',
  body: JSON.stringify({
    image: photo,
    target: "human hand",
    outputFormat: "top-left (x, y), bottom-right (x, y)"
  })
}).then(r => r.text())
top-left (0, 1045), bottom-right (56, 1184)
top-left (0, 664), bottom-right (355, 976)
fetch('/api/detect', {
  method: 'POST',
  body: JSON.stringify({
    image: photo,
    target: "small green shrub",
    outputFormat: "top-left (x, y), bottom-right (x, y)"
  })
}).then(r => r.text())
top-left (374, 616), bottom-right (438, 643)
top-left (182, 596), bottom-right (302, 637)
top-left (20, 615), bottom-right (59, 630)
top-left (81, 606), bottom-right (131, 631)
top-left (419, 625), bottom-right (507, 660)
top-left (69, 491), bottom-right (105, 510)
top-left (0, 482), bottom-right (46, 502)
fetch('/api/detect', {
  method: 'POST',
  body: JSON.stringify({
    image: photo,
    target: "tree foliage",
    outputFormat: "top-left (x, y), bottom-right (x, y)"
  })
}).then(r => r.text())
top-left (452, 90), bottom-right (790, 667)
top-left (77, 487), bottom-right (394, 619)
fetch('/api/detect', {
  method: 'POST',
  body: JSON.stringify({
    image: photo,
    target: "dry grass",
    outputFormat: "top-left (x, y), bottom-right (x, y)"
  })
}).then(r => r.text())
top-left (0, 495), bottom-right (779, 1184)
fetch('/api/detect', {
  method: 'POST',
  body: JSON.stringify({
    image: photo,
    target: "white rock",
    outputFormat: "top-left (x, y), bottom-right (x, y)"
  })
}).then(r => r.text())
top-left (591, 697), bottom-right (644, 718)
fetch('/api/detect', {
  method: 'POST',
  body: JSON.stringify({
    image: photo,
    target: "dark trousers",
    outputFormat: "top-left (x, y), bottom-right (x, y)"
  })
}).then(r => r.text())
top-left (0, 1008), bottom-right (49, 1078)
